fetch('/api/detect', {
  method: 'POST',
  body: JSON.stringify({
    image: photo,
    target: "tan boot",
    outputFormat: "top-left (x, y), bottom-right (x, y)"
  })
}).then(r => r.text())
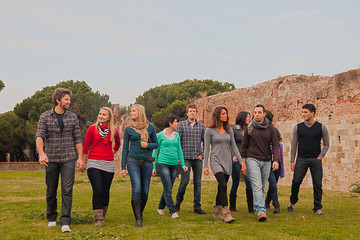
top-left (213, 205), bottom-right (223, 220)
top-left (102, 206), bottom-right (108, 222)
top-left (93, 209), bottom-right (104, 226)
top-left (222, 206), bottom-right (235, 223)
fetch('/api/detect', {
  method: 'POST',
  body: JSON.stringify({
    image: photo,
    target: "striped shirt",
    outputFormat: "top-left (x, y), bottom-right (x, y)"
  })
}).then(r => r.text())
top-left (35, 108), bottom-right (83, 163)
top-left (176, 119), bottom-right (205, 160)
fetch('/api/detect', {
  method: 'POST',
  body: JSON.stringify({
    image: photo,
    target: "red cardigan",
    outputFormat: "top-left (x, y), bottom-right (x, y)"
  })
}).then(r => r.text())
top-left (83, 125), bottom-right (121, 161)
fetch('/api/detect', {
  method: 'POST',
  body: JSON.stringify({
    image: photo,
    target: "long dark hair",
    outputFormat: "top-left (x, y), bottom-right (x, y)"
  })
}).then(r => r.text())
top-left (235, 111), bottom-right (250, 131)
top-left (209, 106), bottom-right (230, 133)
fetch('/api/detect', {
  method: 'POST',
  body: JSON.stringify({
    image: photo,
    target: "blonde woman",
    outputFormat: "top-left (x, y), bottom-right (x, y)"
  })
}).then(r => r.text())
top-left (121, 104), bottom-right (159, 228)
top-left (83, 107), bottom-right (121, 226)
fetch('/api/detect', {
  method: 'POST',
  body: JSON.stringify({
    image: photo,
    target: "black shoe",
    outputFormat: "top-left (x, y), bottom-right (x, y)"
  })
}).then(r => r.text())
top-left (194, 208), bottom-right (206, 215)
top-left (287, 203), bottom-right (295, 212)
top-left (175, 202), bottom-right (180, 212)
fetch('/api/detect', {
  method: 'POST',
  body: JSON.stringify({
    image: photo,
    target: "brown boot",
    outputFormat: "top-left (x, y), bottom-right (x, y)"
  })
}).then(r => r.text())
top-left (246, 189), bottom-right (254, 213)
top-left (93, 209), bottom-right (104, 227)
top-left (222, 206), bottom-right (235, 223)
top-left (229, 195), bottom-right (237, 212)
top-left (212, 205), bottom-right (223, 220)
top-left (102, 206), bottom-right (108, 222)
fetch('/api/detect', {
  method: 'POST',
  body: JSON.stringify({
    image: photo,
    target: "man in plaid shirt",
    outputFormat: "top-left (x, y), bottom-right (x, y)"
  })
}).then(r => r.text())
top-left (175, 104), bottom-right (206, 214)
top-left (35, 88), bottom-right (85, 233)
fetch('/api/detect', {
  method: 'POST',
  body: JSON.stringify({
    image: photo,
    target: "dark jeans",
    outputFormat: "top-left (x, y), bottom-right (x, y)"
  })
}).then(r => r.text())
top-left (290, 157), bottom-right (323, 211)
top-left (214, 172), bottom-right (230, 207)
top-left (45, 159), bottom-right (75, 226)
top-left (230, 160), bottom-right (252, 196)
top-left (176, 159), bottom-right (203, 209)
top-left (266, 168), bottom-right (280, 203)
top-left (127, 156), bottom-right (153, 201)
top-left (157, 163), bottom-right (178, 214)
top-left (87, 168), bottom-right (114, 210)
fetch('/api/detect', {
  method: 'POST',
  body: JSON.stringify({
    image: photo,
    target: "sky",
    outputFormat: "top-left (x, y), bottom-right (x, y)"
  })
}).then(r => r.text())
top-left (1, 0), bottom-right (360, 113)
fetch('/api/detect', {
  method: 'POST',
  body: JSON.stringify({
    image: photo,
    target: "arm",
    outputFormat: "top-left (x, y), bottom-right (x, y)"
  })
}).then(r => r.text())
top-left (199, 123), bottom-right (205, 159)
top-left (145, 124), bottom-right (159, 149)
top-left (230, 128), bottom-right (243, 164)
top-left (121, 128), bottom-right (130, 171)
top-left (290, 125), bottom-right (298, 171)
top-left (318, 125), bottom-right (330, 159)
top-left (83, 126), bottom-right (94, 155)
top-left (271, 127), bottom-right (280, 171)
top-left (241, 127), bottom-right (250, 162)
top-left (152, 133), bottom-right (161, 170)
top-left (113, 128), bottom-right (121, 152)
top-left (177, 134), bottom-right (186, 168)
top-left (75, 142), bottom-right (85, 173)
top-left (203, 128), bottom-right (211, 175)
top-left (36, 137), bottom-right (48, 167)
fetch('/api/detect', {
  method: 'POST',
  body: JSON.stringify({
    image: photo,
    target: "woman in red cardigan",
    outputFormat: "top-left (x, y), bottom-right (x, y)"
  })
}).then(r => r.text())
top-left (83, 107), bottom-right (121, 226)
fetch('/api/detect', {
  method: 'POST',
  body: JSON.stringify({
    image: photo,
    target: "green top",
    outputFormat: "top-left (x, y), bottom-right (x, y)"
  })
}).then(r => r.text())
top-left (152, 130), bottom-right (185, 169)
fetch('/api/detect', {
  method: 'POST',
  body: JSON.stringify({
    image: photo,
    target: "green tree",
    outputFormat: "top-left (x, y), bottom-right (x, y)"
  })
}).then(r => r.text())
top-left (0, 80), bottom-right (4, 92)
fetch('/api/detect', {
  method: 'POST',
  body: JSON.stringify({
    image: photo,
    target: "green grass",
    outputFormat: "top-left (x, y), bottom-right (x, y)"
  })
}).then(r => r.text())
top-left (0, 171), bottom-right (359, 240)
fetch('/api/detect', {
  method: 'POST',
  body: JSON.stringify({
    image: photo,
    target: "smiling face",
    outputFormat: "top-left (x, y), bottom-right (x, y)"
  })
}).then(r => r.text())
top-left (254, 107), bottom-right (266, 123)
top-left (169, 119), bottom-right (179, 131)
top-left (130, 107), bottom-right (139, 121)
top-left (98, 109), bottom-right (110, 124)
top-left (57, 94), bottom-right (71, 110)
top-left (245, 113), bottom-right (251, 125)
top-left (219, 109), bottom-right (228, 122)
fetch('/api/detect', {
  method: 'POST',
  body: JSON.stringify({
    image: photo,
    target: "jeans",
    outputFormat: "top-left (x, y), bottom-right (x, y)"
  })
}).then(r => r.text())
top-left (265, 168), bottom-right (280, 203)
top-left (214, 172), bottom-right (230, 207)
top-left (45, 159), bottom-right (75, 226)
top-left (176, 159), bottom-right (203, 209)
top-left (157, 163), bottom-right (178, 214)
top-left (87, 168), bottom-right (114, 210)
top-left (245, 158), bottom-right (271, 215)
top-left (127, 156), bottom-right (153, 201)
top-left (230, 160), bottom-right (252, 196)
top-left (290, 157), bottom-right (323, 211)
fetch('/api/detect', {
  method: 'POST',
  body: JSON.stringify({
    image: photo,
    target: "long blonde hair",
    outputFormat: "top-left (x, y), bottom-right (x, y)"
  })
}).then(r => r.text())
top-left (129, 104), bottom-right (149, 142)
top-left (95, 107), bottom-right (116, 142)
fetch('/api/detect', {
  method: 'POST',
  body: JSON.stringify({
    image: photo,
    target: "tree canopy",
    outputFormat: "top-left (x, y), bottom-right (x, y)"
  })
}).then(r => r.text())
top-left (0, 80), bottom-right (4, 92)
top-left (135, 79), bottom-right (235, 130)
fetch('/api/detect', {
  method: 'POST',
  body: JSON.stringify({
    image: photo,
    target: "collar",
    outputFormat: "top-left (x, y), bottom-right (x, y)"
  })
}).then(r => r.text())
top-left (162, 129), bottom-right (176, 138)
top-left (51, 108), bottom-right (68, 116)
top-left (186, 119), bottom-right (198, 125)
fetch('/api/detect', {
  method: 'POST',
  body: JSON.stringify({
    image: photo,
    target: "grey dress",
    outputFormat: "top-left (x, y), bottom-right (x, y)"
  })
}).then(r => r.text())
top-left (204, 128), bottom-right (243, 175)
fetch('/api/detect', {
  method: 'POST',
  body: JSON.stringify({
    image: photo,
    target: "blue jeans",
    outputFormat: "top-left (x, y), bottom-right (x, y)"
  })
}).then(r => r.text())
top-left (246, 158), bottom-right (271, 215)
top-left (157, 163), bottom-right (178, 214)
top-left (230, 160), bottom-right (252, 196)
top-left (265, 168), bottom-right (280, 203)
top-left (176, 159), bottom-right (203, 209)
top-left (127, 156), bottom-right (153, 201)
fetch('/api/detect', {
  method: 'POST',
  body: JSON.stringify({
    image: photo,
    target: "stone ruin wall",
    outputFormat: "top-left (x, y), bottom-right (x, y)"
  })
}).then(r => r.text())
top-left (113, 69), bottom-right (360, 192)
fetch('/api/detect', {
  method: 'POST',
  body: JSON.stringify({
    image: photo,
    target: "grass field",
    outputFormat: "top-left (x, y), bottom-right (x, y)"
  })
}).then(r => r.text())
top-left (0, 171), bottom-right (359, 240)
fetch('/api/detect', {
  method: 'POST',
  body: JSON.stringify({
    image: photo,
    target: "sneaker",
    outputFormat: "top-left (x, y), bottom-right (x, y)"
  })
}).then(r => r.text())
top-left (61, 225), bottom-right (71, 233)
top-left (194, 208), bottom-right (206, 215)
top-left (171, 212), bottom-right (179, 219)
top-left (47, 221), bottom-right (56, 227)
top-left (287, 203), bottom-right (295, 212)
top-left (257, 213), bottom-right (267, 222)
top-left (314, 209), bottom-right (326, 215)
top-left (157, 209), bottom-right (165, 215)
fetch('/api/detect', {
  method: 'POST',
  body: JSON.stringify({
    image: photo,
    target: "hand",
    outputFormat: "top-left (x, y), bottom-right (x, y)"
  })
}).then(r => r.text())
top-left (317, 157), bottom-right (322, 160)
top-left (290, 162), bottom-right (295, 172)
top-left (272, 161), bottom-right (279, 171)
top-left (39, 154), bottom-right (49, 167)
top-left (182, 166), bottom-right (188, 172)
top-left (203, 168), bottom-right (209, 176)
top-left (76, 159), bottom-right (86, 173)
top-left (196, 155), bottom-right (203, 160)
top-left (233, 156), bottom-right (237, 163)
top-left (140, 141), bottom-right (148, 148)
top-left (152, 169), bottom-right (157, 176)
top-left (241, 163), bottom-right (247, 176)
top-left (121, 170), bottom-right (128, 178)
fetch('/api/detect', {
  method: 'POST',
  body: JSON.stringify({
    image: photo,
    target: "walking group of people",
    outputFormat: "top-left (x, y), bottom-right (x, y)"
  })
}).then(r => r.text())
top-left (36, 88), bottom-right (329, 232)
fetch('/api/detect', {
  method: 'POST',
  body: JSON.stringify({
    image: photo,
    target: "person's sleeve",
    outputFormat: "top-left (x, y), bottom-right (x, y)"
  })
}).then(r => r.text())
top-left (200, 123), bottom-right (205, 158)
top-left (230, 128), bottom-right (243, 164)
top-left (203, 128), bottom-right (211, 169)
top-left (113, 128), bottom-right (121, 151)
top-left (177, 134), bottom-right (185, 168)
top-left (72, 115), bottom-right (83, 144)
top-left (121, 128), bottom-right (130, 170)
top-left (290, 125), bottom-right (298, 163)
top-left (241, 127), bottom-right (249, 159)
top-left (35, 114), bottom-right (46, 140)
top-left (271, 127), bottom-right (280, 163)
top-left (152, 133), bottom-right (161, 169)
top-left (319, 124), bottom-right (330, 159)
top-left (177, 122), bottom-right (184, 141)
top-left (83, 126), bottom-right (93, 154)
top-left (147, 124), bottom-right (159, 149)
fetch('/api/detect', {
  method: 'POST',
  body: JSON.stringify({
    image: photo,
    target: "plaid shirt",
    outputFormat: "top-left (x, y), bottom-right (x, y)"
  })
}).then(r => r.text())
top-left (177, 119), bottom-right (205, 160)
top-left (35, 108), bottom-right (83, 162)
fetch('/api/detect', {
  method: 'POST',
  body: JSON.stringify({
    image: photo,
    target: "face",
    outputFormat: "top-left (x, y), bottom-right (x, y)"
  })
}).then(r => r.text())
top-left (169, 119), bottom-right (179, 130)
top-left (57, 94), bottom-right (71, 109)
top-left (302, 108), bottom-right (314, 121)
top-left (187, 108), bottom-right (197, 120)
top-left (254, 107), bottom-right (266, 122)
top-left (98, 109), bottom-right (110, 124)
top-left (245, 114), bottom-right (251, 125)
top-left (219, 109), bottom-right (228, 122)
top-left (130, 107), bottom-right (139, 120)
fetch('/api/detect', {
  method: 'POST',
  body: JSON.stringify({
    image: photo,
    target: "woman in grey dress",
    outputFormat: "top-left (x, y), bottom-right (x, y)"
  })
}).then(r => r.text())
top-left (203, 106), bottom-right (247, 223)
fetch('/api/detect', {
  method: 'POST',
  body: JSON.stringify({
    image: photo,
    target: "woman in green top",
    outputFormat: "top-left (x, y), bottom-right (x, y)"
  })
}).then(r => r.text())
top-left (152, 115), bottom-right (188, 218)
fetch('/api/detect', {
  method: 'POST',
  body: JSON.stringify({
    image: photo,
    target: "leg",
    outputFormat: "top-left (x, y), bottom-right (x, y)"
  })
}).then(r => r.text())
top-left (176, 159), bottom-right (192, 208)
top-left (140, 161), bottom-right (153, 201)
top-left (87, 168), bottom-right (104, 210)
top-left (101, 170), bottom-right (114, 208)
top-left (290, 157), bottom-right (309, 205)
top-left (214, 172), bottom-right (229, 207)
top-left (229, 160), bottom-right (240, 211)
top-left (157, 164), bottom-right (178, 214)
top-left (45, 162), bottom-right (60, 222)
top-left (246, 158), bottom-right (263, 215)
top-left (192, 159), bottom-right (203, 210)
top-left (59, 159), bottom-right (75, 226)
top-left (259, 161), bottom-right (271, 214)
top-left (127, 157), bottom-right (142, 201)
top-left (309, 158), bottom-right (323, 211)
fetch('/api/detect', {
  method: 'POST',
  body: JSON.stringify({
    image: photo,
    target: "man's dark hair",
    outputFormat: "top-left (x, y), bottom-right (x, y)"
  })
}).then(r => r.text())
top-left (164, 114), bottom-right (179, 127)
top-left (186, 103), bottom-right (197, 113)
top-left (302, 104), bottom-right (316, 115)
top-left (254, 104), bottom-right (266, 113)
top-left (52, 88), bottom-right (73, 106)
top-left (235, 111), bottom-right (250, 130)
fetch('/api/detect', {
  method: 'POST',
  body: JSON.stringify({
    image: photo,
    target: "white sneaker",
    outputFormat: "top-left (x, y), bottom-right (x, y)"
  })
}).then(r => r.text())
top-left (157, 209), bottom-right (165, 215)
top-left (171, 212), bottom-right (179, 219)
top-left (47, 221), bottom-right (56, 227)
top-left (61, 225), bottom-right (71, 233)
